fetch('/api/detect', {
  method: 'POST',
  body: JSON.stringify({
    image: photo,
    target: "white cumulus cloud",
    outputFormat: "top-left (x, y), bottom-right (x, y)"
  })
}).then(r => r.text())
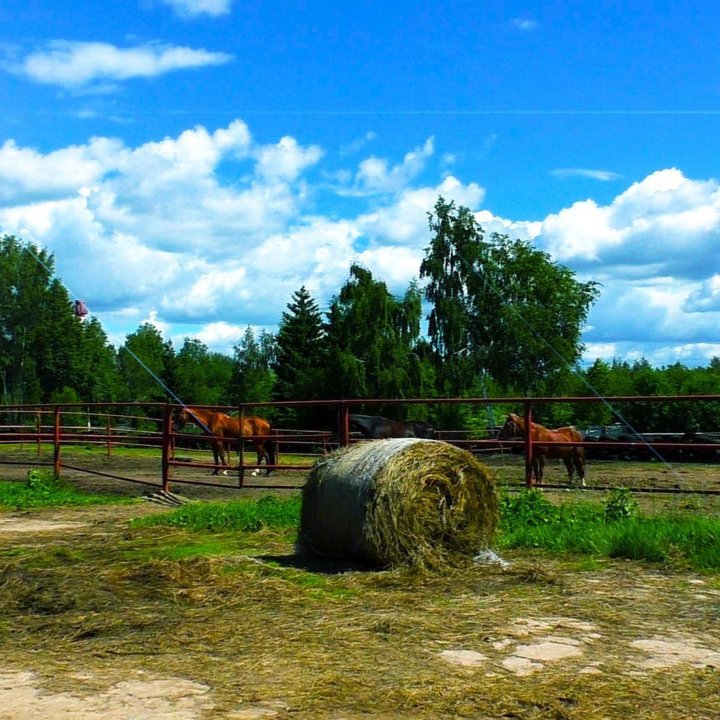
top-left (13, 41), bottom-right (232, 90)
top-left (538, 168), bottom-right (720, 279)
top-left (353, 137), bottom-right (435, 195)
top-left (2, 118), bottom-right (720, 367)
top-left (358, 175), bottom-right (485, 247)
top-left (0, 138), bottom-right (125, 202)
top-left (160, 0), bottom-right (233, 17)
top-left (254, 136), bottom-right (324, 181)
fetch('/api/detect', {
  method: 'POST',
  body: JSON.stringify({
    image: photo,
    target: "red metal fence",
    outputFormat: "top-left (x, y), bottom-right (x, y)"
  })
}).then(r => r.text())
top-left (1, 395), bottom-right (720, 495)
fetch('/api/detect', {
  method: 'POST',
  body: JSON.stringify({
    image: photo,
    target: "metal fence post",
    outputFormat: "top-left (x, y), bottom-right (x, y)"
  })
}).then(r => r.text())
top-left (53, 405), bottom-right (62, 478)
top-left (161, 403), bottom-right (171, 493)
top-left (340, 402), bottom-right (350, 447)
top-left (238, 405), bottom-right (245, 487)
top-left (524, 402), bottom-right (535, 487)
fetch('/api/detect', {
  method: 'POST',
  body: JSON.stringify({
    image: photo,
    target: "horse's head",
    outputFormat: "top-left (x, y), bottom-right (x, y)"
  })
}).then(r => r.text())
top-left (173, 407), bottom-right (191, 431)
top-left (498, 413), bottom-right (524, 440)
top-left (348, 414), bottom-right (373, 437)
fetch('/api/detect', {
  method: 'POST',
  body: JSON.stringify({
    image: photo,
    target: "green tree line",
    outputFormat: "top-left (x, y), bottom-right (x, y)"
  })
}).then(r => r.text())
top-left (2, 197), bottom-right (719, 432)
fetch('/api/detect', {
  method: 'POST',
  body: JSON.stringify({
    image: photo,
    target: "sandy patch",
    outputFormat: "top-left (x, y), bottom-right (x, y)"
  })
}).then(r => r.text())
top-left (508, 617), bottom-right (598, 637)
top-left (502, 637), bottom-right (585, 676)
top-left (0, 516), bottom-right (86, 533)
top-left (501, 655), bottom-right (544, 675)
top-left (631, 636), bottom-right (720, 670)
top-left (439, 649), bottom-right (488, 667)
top-left (442, 617), bottom-right (601, 676)
top-left (0, 671), bottom-right (213, 720)
top-left (512, 637), bottom-right (585, 662)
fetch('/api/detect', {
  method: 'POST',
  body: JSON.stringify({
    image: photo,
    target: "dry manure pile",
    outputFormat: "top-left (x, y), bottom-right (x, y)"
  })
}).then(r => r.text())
top-left (298, 438), bottom-right (498, 570)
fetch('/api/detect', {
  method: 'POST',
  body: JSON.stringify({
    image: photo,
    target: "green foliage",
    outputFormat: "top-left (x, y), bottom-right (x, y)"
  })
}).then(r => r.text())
top-left (0, 235), bottom-right (122, 404)
top-left (117, 323), bottom-right (175, 403)
top-left (173, 338), bottom-right (233, 406)
top-left (227, 327), bottom-right (276, 406)
top-left (80, 318), bottom-right (123, 402)
top-left (4, 233), bottom-right (720, 429)
top-left (563, 356), bottom-right (720, 432)
top-left (273, 286), bottom-right (331, 427)
top-left (0, 470), bottom-right (129, 509)
top-left (498, 493), bottom-right (720, 570)
top-left (604, 487), bottom-right (639, 522)
top-left (499, 489), bottom-right (559, 527)
top-left (25, 468), bottom-right (54, 491)
top-left (324, 264), bottom-right (425, 405)
top-left (420, 198), bottom-right (599, 395)
top-left (135, 495), bottom-right (301, 532)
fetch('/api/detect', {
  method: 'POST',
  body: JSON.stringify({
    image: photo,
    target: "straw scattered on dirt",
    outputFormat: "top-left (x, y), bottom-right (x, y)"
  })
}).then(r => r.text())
top-left (1, 454), bottom-right (720, 718)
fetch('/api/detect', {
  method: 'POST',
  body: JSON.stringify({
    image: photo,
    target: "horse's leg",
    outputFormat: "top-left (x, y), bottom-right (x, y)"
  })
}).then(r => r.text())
top-left (537, 455), bottom-right (545, 484)
top-left (218, 435), bottom-right (231, 473)
top-left (574, 448), bottom-right (586, 488)
top-left (255, 441), bottom-right (266, 469)
top-left (224, 440), bottom-right (231, 470)
top-left (265, 437), bottom-right (276, 476)
top-left (255, 439), bottom-right (274, 476)
top-left (525, 455), bottom-right (535, 485)
top-left (564, 455), bottom-right (574, 485)
top-left (211, 440), bottom-right (223, 475)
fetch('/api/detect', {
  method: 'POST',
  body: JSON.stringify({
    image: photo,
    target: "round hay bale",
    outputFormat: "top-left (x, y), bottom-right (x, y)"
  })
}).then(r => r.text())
top-left (297, 438), bottom-right (498, 570)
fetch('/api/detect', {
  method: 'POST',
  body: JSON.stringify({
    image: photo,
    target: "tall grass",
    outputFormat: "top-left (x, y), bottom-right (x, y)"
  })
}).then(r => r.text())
top-left (137, 488), bottom-right (720, 572)
top-left (607, 516), bottom-right (720, 568)
top-left (498, 489), bottom-right (720, 571)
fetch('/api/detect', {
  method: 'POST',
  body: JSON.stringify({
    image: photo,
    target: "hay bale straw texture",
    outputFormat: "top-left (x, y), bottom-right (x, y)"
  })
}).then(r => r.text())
top-left (298, 438), bottom-right (498, 570)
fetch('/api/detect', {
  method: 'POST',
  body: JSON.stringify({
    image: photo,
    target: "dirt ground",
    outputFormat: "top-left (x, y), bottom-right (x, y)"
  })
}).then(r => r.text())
top-left (1, 448), bottom-right (720, 718)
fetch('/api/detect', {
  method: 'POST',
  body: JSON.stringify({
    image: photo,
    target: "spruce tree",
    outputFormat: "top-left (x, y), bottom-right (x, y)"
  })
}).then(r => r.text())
top-left (273, 286), bottom-right (328, 426)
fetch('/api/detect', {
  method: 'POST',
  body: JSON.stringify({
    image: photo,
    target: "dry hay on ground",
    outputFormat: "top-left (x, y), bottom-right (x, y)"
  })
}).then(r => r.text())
top-left (0, 498), bottom-right (720, 718)
top-left (2, 453), bottom-right (720, 718)
top-left (298, 438), bottom-right (498, 569)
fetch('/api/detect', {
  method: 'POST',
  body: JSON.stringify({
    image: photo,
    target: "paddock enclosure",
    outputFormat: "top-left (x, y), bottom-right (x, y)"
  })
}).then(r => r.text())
top-left (1, 395), bottom-right (720, 498)
top-left (2, 398), bottom-right (720, 719)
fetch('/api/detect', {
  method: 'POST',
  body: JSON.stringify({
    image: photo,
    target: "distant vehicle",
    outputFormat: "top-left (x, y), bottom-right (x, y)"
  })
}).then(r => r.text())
top-left (582, 424), bottom-right (632, 440)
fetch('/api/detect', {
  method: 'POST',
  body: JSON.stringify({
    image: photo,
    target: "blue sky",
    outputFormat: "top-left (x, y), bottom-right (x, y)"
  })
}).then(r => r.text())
top-left (1, 0), bottom-right (720, 367)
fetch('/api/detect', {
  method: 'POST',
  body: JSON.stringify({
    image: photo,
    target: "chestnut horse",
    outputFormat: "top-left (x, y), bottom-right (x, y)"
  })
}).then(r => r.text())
top-left (174, 407), bottom-right (276, 475)
top-left (498, 412), bottom-right (586, 486)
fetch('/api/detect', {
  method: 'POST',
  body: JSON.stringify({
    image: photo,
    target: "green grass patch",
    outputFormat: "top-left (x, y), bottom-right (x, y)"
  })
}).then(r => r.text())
top-left (134, 487), bottom-right (720, 573)
top-left (0, 470), bottom-right (132, 510)
top-left (607, 516), bottom-right (720, 568)
top-left (134, 495), bottom-right (302, 533)
top-left (160, 538), bottom-right (246, 561)
top-left (499, 488), bottom-right (720, 571)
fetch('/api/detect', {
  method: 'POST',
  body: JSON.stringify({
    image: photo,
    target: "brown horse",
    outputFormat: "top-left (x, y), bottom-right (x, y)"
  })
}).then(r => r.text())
top-left (498, 413), bottom-right (586, 486)
top-left (174, 406), bottom-right (276, 475)
top-left (348, 414), bottom-right (434, 439)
